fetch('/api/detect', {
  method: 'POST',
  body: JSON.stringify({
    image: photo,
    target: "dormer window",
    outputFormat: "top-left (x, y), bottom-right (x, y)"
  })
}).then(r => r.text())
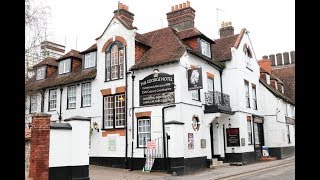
top-left (36, 66), bottom-right (46, 80)
top-left (84, 51), bottom-right (97, 69)
top-left (200, 39), bottom-right (211, 58)
top-left (266, 74), bottom-right (270, 84)
top-left (59, 58), bottom-right (71, 74)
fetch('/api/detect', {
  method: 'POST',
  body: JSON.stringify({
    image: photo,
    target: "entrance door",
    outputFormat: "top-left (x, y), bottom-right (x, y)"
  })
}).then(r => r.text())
top-left (254, 123), bottom-right (265, 159)
top-left (210, 123), bottom-right (214, 158)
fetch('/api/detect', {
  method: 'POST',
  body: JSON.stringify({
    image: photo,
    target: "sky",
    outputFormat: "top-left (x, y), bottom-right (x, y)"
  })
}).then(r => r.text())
top-left (39, 0), bottom-right (295, 60)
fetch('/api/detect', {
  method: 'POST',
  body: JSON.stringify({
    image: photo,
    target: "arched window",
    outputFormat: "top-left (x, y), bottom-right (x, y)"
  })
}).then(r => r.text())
top-left (105, 42), bottom-right (125, 81)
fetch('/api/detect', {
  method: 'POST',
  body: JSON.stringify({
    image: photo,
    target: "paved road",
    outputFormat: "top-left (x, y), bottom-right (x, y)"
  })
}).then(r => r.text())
top-left (220, 162), bottom-right (295, 180)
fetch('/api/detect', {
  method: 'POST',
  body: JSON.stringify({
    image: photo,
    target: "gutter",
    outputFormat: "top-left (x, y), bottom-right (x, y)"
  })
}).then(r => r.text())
top-left (58, 87), bottom-right (63, 123)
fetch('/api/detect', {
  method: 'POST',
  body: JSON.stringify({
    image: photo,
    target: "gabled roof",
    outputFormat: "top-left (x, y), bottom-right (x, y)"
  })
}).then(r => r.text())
top-left (131, 27), bottom-right (186, 70)
top-left (135, 33), bottom-right (151, 47)
top-left (212, 28), bottom-right (247, 62)
top-left (80, 44), bottom-right (97, 54)
top-left (96, 16), bottom-right (137, 40)
top-left (33, 57), bottom-right (58, 69)
top-left (57, 49), bottom-right (82, 61)
top-left (176, 28), bottom-right (214, 44)
top-left (259, 78), bottom-right (294, 105)
top-left (26, 68), bottom-right (97, 92)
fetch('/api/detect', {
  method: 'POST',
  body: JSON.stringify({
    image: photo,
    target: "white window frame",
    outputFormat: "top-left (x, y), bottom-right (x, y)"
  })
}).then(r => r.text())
top-left (245, 81), bottom-right (250, 108)
top-left (266, 74), bottom-right (270, 84)
top-left (67, 86), bottom-right (76, 109)
top-left (207, 78), bottom-right (214, 92)
top-left (192, 89), bottom-right (200, 101)
top-left (84, 51), bottom-right (96, 69)
top-left (138, 118), bottom-right (151, 147)
top-left (115, 94), bottom-right (125, 128)
top-left (58, 58), bottom-right (71, 74)
top-left (82, 83), bottom-right (91, 107)
top-left (48, 89), bottom-right (57, 111)
top-left (104, 96), bottom-right (114, 129)
top-left (200, 39), bottom-right (211, 58)
top-left (36, 66), bottom-right (46, 80)
top-left (247, 119), bottom-right (252, 144)
top-left (30, 95), bottom-right (37, 113)
top-left (252, 85), bottom-right (257, 109)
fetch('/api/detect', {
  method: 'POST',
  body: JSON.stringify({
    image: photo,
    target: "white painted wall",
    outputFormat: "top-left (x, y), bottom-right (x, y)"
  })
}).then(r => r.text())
top-left (49, 129), bottom-right (72, 167)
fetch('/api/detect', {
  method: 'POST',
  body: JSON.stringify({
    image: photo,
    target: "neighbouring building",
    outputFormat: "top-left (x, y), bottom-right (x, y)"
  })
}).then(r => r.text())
top-left (25, 1), bottom-right (295, 175)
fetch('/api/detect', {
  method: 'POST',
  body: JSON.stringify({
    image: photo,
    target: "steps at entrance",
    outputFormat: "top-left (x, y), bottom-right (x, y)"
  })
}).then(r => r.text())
top-left (210, 158), bottom-right (230, 169)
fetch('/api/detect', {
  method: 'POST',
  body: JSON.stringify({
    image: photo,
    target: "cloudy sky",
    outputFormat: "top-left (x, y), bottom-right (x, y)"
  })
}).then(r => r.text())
top-left (40, 0), bottom-right (294, 59)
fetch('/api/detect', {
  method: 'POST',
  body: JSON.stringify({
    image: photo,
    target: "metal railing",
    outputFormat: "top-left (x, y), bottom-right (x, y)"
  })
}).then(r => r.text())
top-left (205, 91), bottom-right (231, 107)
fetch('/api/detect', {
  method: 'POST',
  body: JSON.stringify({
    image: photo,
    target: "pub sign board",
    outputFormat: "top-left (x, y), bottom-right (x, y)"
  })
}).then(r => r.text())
top-left (139, 73), bottom-right (175, 106)
top-left (188, 67), bottom-right (203, 90)
top-left (226, 128), bottom-right (240, 147)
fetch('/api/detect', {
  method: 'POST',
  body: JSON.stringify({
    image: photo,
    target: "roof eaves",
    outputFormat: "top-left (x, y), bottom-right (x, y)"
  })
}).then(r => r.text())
top-left (233, 28), bottom-right (247, 49)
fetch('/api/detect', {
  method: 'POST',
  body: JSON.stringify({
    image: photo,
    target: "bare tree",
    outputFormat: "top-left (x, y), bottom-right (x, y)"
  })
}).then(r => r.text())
top-left (25, 0), bottom-right (50, 80)
top-left (25, 0), bottom-right (50, 127)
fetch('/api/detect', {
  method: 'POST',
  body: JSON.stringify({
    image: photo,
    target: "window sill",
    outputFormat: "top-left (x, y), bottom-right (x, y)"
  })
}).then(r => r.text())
top-left (83, 66), bottom-right (96, 70)
top-left (192, 99), bottom-right (201, 102)
top-left (80, 106), bottom-right (91, 108)
top-left (104, 78), bottom-right (124, 82)
top-left (136, 146), bottom-right (147, 149)
top-left (48, 110), bottom-right (56, 112)
top-left (66, 108), bottom-right (76, 110)
top-left (101, 127), bottom-right (125, 131)
top-left (248, 143), bottom-right (254, 145)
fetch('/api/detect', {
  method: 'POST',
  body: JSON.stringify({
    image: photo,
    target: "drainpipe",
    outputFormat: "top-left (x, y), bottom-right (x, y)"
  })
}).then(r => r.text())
top-left (130, 71), bottom-right (135, 171)
top-left (219, 70), bottom-right (224, 104)
top-left (162, 104), bottom-right (176, 172)
top-left (58, 87), bottom-right (63, 123)
top-left (124, 47), bottom-right (128, 168)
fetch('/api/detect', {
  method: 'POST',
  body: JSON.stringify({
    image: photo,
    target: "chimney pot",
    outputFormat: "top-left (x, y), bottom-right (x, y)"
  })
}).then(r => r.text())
top-left (269, 54), bottom-right (276, 66)
top-left (187, 1), bottom-right (190, 7)
top-left (171, 6), bottom-right (174, 11)
top-left (219, 22), bottom-right (234, 38)
top-left (183, 3), bottom-right (186, 8)
top-left (179, 4), bottom-right (182, 9)
top-left (175, 5), bottom-right (178, 10)
top-left (283, 52), bottom-right (290, 65)
top-left (276, 53), bottom-right (283, 66)
top-left (290, 51), bottom-right (295, 63)
top-left (262, 55), bottom-right (268, 59)
top-left (167, 1), bottom-right (195, 31)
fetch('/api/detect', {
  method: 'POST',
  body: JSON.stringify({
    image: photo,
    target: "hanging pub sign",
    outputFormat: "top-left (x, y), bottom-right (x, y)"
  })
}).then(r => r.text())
top-left (139, 73), bottom-right (175, 106)
top-left (188, 67), bottom-right (203, 91)
top-left (226, 128), bottom-right (240, 147)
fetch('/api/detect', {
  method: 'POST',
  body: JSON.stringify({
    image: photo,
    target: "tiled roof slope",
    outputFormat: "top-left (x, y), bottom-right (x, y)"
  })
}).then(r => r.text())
top-left (135, 33), bottom-right (151, 47)
top-left (33, 57), bottom-right (58, 68)
top-left (271, 65), bottom-right (295, 102)
top-left (131, 27), bottom-right (186, 70)
top-left (260, 78), bottom-right (294, 105)
top-left (212, 34), bottom-right (239, 61)
top-left (57, 49), bottom-right (82, 61)
top-left (80, 44), bottom-right (97, 54)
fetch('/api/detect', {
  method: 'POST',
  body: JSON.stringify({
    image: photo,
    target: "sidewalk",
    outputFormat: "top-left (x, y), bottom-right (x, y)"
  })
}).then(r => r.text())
top-left (89, 156), bottom-right (295, 180)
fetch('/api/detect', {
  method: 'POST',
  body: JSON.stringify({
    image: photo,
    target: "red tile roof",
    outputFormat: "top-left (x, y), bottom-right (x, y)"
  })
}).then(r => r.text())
top-left (80, 44), bottom-right (97, 54)
top-left (176, 28), bottom-right (202, 39)
top-left (26, 68), bottom-right (97, 92)
top-left (33, 57), bottom-right (58, 69)
top-left (212, 34), bottom-right (239, 61)
top-left (271, 65), bottom-right (295, 102)
top-left (135, 33), bottom-right (151, 47)
top-left (260, 78), bottom-right (294, 105)
top-left (131, 27), bottom-right (186, 70)
top-left (212, 28), bottom-right (247, 62)
top-left (57, 49), bottom-right (82, 61)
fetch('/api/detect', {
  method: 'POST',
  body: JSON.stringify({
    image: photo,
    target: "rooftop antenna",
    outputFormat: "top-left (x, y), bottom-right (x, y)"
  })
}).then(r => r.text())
top-left (216, 8), bottom-right (223, 35)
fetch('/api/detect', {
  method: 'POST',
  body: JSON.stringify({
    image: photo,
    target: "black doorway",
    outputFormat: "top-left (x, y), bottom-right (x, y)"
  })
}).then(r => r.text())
top-left (210, 123), bottom-right (214, 158)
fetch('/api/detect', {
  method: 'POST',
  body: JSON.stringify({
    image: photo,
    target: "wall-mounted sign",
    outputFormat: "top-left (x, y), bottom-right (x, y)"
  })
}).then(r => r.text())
top-left (201, 139), bottom-right (206, 148)
top-left (108, 136), bottom-right (116, 151)
top-left (146, 140), bottom-right (156, 149)
top-left (188, 133), bottom-right (194, 149)
top-left (226, 128), bottom-right (240, 147)
top-left (139, 73), bottom-right (175, 106)
top-left (192, 115), bottom-right (200, 131)
top-left (241, 138), bottom-right (245, 146)
top-left (188, 67), bottom-right (203, 90)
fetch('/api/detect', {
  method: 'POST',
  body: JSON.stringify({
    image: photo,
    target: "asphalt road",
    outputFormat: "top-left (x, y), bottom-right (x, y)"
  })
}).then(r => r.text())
top-left (220, 162), bottom-right (295, 180)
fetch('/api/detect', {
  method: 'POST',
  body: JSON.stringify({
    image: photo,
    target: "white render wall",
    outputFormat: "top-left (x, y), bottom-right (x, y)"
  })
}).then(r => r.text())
top-left (49, 129), bottom-right (72, 167)
top-left (258, 83), bottom-right (295, 148)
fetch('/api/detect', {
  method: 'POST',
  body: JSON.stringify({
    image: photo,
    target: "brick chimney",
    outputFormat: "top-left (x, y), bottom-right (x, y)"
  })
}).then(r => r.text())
top-left (258, 58), bottom-right (271, 74)
top-left (276, 53), bottom-right (283, 66)
top-left (114, 2), bottom-right (134, 27)
top-left (219, 21), bottom-right (234, 38)
top-left (167, 1), bottom-right (196, 31)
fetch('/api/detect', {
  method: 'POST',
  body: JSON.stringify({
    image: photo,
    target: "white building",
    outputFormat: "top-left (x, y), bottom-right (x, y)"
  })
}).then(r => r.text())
top-left (25, 1), bottom-right (295, 175)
